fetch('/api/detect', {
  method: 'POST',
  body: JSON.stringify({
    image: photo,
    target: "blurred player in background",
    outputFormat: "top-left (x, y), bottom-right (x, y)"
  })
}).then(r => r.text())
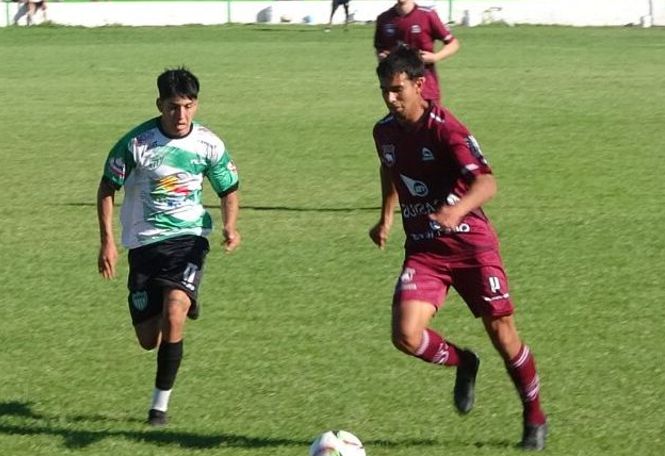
top-left (97, 67), bottom-right (240, 426)
top-left (326, 0), bottom-right (351, 31)
top-left (369, 46), bottom-right (547, 450)
top-left (374, 0), bottom-right (459, 103)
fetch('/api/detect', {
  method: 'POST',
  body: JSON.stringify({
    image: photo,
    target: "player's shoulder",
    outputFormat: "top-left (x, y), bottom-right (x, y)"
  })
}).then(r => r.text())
top-left (115, 118), bottom-right (159, 150)
top-left (415, 5), bottom-right (438, 16)
top-left (376, 6), bottom-right (397, 22)
top-left (193, 122), bottom-right (225, 145)
top-left (373, 113), bottom-right (397, 133)
top-left (428, 105), bottom-right (468, 137)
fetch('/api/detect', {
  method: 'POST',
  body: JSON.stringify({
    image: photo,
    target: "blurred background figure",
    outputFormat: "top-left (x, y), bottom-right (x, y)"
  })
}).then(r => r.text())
top-left (13, 0), bottom-right (48, 26)
top-left (325, 0), bottom-right (350, 32)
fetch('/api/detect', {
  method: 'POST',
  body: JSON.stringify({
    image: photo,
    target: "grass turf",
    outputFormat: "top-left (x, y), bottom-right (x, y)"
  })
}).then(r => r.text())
top-left (0, 24), bottom-right (664, 455)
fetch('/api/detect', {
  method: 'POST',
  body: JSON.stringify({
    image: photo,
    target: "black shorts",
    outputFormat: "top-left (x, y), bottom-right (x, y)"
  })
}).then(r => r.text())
top-left (127, 235), bottom-right (210, 325)
top-left (333, 0), bottom-right (350, 7)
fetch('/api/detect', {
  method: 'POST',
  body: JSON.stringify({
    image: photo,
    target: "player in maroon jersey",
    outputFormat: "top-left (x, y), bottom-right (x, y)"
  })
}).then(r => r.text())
top-left (374, 0), bottom-right (459, 102)
top-left (369, 46), bottom-right (548, 451)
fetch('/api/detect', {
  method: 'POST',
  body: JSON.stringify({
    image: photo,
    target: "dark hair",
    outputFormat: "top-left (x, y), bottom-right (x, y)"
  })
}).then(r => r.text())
top-left (376, 45), bottom-right (425, 81)
top-left (157, 67), bottom-right (200, 100)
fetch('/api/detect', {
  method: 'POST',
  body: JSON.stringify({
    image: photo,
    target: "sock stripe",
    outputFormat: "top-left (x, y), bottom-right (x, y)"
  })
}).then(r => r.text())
top-left (415, 330), bottom-right (430, 357)
top-left (511, 345), bottom-right (530, 368)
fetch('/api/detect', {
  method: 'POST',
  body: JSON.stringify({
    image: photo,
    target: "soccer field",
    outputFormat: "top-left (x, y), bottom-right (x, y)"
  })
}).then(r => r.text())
top-left (0, 24), bottom-right (664, 455)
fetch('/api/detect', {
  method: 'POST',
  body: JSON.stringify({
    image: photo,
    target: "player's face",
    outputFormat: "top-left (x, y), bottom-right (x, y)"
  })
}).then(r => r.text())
top-left (157, 95), bottom-right (198, 138)
top-left (380, 72), bottom-right (424, 123)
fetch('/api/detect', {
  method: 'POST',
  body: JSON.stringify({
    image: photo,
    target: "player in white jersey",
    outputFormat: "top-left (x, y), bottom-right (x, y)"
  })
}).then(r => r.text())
top-left (96, 67), bottom-right (240, 426)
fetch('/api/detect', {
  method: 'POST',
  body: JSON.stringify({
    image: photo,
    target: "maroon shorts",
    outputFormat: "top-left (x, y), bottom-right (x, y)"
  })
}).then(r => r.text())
top-left (393, 249), bottom-right (514, 318)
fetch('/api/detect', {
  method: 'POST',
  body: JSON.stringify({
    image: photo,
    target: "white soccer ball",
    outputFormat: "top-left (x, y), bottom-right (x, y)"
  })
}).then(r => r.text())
top-left (309, 430), bottom-right (366, 456)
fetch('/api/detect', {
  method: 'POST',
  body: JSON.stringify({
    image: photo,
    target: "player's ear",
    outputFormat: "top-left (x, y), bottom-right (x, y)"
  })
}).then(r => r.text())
top-left (415, 77), bottom-right (425, 93)
top-left (156, 98), bottom-right (163, 113)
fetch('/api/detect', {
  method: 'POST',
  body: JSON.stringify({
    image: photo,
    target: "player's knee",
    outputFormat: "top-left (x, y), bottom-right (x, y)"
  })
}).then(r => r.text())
top-left (391, 329), bottom-right (420, 354)
top-left (137, 335), bottom-right (159, 351)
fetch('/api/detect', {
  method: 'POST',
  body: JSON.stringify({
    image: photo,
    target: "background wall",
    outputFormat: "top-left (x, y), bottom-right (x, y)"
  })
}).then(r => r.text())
top-left (3, 0), bottom-right (664, 27)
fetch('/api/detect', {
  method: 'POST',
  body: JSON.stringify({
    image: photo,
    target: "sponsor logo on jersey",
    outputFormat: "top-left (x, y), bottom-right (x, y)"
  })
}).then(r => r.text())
top-left (421, 147), bottom-right (434, 161)
top-left (466, 135), bottom-right (488, 164)
top-left (155, 174), bottom-right (190, 195)
top-left (384, 24), bottom-right (396, 37)
top-left (401, 200), bottom-right (441, 219)
top-left (381, 144), bottom-right (396, 166)
top-left (109, 157), bottom-right (126, 179)
top-left (411, 24), bottom-right (422, 34)
top-left (400, 174), bottom-right (429, 197)
top-left (131, 291), bottom-right (148, 311)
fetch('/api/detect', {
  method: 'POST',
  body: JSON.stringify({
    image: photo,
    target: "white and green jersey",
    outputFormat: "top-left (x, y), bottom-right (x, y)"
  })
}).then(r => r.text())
top-left (103, 118), bottom-right (239, 249)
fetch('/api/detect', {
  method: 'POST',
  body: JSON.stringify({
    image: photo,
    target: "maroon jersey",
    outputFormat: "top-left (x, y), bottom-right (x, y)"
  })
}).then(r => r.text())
top-left (373, 103), bottom-right (499, 261)
top-left (374, 5), bottom-right (455, 101)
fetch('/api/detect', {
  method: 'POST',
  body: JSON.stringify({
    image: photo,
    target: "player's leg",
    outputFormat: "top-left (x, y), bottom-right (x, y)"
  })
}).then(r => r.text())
top-left (328, 0), bottom-right (339, 27)
top-left (147, 288), bottom-right (191, 425)
top-left (455, 250), bottom-right (547, 449)
top-left (343, 2), bottom-right (350, 26)
top-left (391, 258), bottom-right (478, 413)
top-left (134, 315), bottom-right (162, 350)
top-left (27, 1), bottom-right (36, 25)
top-left (482, 314), bottom-right (547, 450)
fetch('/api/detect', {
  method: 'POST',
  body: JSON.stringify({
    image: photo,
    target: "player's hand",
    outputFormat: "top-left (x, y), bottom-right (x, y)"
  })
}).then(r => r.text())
top-left (223, 228), bottom-right (241, 252)
top-left (419, 50), bottom-right (437, 64)
top-left (377, 50), bottom-right (390, 61)
top-left (369, 222), bottom-right (390, 249)
top-left (98, 242), bottom-right (118, 280)
top-left (428, 206), bottom-right (465, 232)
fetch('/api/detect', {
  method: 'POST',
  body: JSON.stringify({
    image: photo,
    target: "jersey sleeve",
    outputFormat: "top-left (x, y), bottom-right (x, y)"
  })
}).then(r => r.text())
top-left (206, 142), bottom-right (239, 197)
top-left (102, 136), bottom-right (135, 189)
top-left (430, 10), bottom-right (455, 44)
top-left (446, 126), bottom-right (492, 182)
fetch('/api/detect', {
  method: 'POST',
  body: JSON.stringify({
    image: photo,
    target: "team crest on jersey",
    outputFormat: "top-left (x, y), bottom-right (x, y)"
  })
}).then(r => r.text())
top-left (145, 149), bottom-right (166, 171)
top-left (384, 24), bottom-right (396, 37)
top-left (411, 24), bottom-right (422, 34)
top-left (421, 147), bottom-right (434, 161)
top-left (466, 135), bottom-right (488, 164)
top-left (400, 174), bottom-right (429, 197)
top-left (381, 144), bottom-right (396, 167)
top-left (131, 291), bottom-right (148, 311)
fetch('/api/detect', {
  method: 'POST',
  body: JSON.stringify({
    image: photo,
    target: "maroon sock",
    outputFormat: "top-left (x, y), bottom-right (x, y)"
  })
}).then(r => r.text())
top-left (414, 328), bottom-right (461, 367)
top-left (506, 345), bottom-right (547, 425)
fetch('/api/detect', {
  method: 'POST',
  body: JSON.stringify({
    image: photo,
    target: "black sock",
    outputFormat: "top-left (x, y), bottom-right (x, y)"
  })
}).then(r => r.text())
top-left (155, 340), bottom-right (183, 390)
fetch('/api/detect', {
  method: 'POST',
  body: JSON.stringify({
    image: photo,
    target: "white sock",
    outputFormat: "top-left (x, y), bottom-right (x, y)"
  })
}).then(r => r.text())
top-left (150, 388), bottom-right (172, 412)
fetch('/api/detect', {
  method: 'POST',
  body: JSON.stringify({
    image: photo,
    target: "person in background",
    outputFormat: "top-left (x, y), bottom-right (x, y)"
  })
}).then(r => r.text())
top-left (326, 0), bottom-right (351, 31)
top-left (374, 0), bottom-right (460, 102)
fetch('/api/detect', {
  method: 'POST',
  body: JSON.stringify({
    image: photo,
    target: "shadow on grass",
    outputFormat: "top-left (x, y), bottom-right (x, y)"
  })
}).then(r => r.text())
top-left (63, 202), bottom-right (380, 213)
top-left (0, 401), bottom-right (514, 451)
top-left (0, 401), bottom-right (308, 450)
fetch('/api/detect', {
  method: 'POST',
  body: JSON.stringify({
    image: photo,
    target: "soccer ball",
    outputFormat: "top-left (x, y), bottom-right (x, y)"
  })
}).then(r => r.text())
top-left (309, 430), bottom-right (366, 456)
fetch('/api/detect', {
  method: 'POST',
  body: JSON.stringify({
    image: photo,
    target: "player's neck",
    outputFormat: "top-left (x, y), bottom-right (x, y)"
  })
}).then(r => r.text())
top-left (395, 1), bottom-right (416, 16)
top-left (397, 99), bottom-right (429, 128)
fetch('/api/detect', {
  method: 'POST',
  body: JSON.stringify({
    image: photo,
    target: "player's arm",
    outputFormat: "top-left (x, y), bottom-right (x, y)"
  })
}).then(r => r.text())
top-left (419, 13), bottom-right (460, 64)
top-left (369, 164), bottom-right (398, 249)
top-left (97, 177), bottom-right (118, 279)
top-left (220, 189), bottom-right (240, 252)
top-left (374, 18), bottom-right (390, 60)
top-left (420, 37), bottom-right (460, 64)
top-left (429, 173), bottom-right (496, 230)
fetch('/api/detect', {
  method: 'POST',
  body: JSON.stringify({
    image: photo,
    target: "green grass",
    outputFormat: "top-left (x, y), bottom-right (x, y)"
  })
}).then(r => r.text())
top-left (1, 24), bottom-right (664, 455)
